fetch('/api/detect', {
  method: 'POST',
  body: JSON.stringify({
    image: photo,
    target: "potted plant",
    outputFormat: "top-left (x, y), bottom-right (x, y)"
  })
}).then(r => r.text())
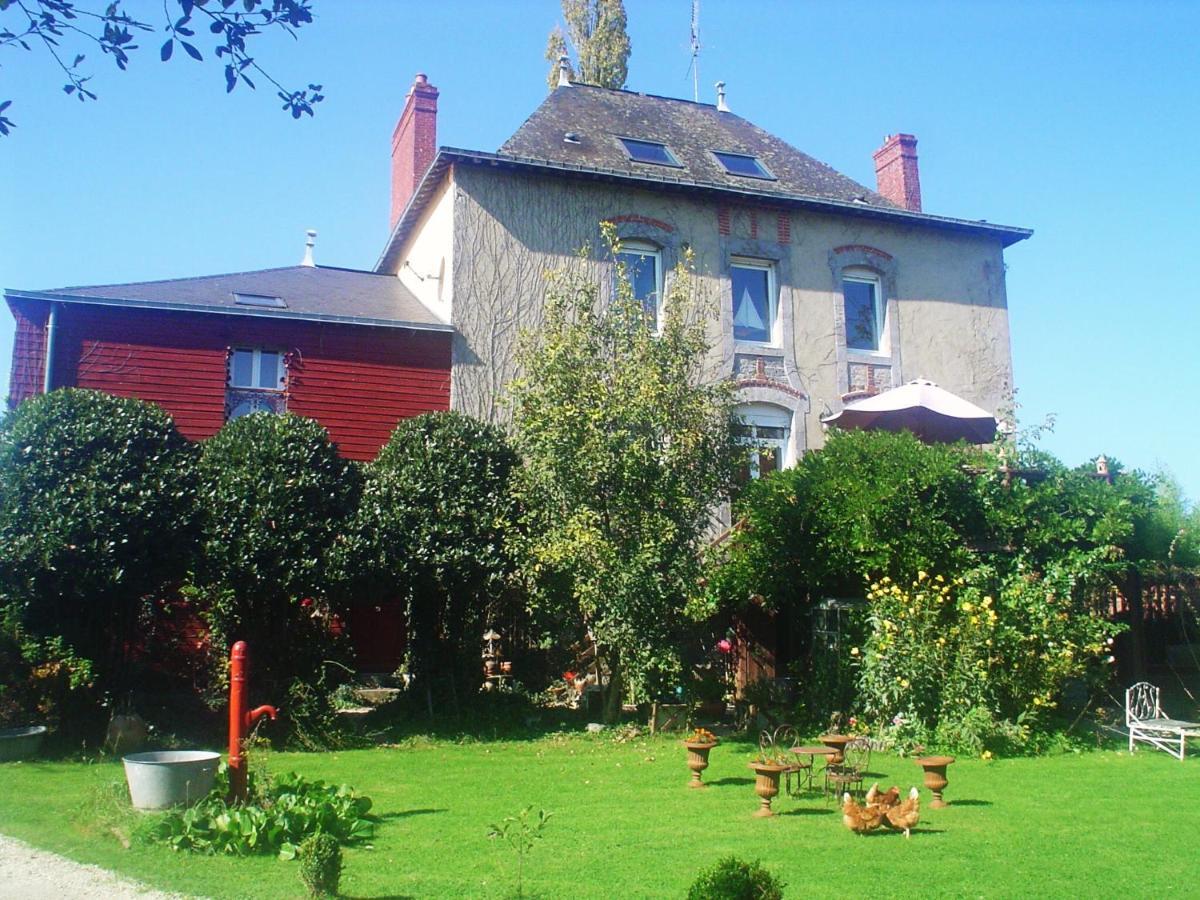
top-left (747, 752), bottom-right (791, 817)
top-left (683, 727), bottom-right (719, 789)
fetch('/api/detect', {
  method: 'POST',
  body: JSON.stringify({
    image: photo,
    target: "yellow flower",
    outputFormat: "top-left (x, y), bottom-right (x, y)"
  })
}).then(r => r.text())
top-left (935, 574), bottom-right (945, 583)
top-left (981, 750), bottom-right (994, 761)
top-left (918, 571), bottom-right (928, 581)
top-left (982, 596), bottom-right (993, 607)
top-left (899, 678), bottom-right (910, 688)
top-left (962, 602), bottom-right (973, 612)
top-left (850, 646), bottom-right (860, 657)
top-left (970, 615), bottom-right (980, 625)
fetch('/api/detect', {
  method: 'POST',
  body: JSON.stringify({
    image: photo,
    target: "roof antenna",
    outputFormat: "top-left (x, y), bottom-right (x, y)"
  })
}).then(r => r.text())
top-left (716, 81), bottom-right (729, 112)
top-left (301, 229), bottom-right (316, 267)
top-left (688, 0), bottom-right (701, 102)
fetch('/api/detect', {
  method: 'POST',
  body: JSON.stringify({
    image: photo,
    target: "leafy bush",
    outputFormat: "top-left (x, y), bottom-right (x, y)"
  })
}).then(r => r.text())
top-left (686, 855), bottom-right (785, 900)
top-left (149, 768), bottom-right (373, 857)
top-left (856, 559), bottom-right (1120, 753)
top-left (299, 833), bottom-right (342, 898)
top-left (194, 413), bottom-right (357, 729)
top-left (0, 389), bottom-right (196, 707)
top-left (338, 411), bottom-right (520, 699)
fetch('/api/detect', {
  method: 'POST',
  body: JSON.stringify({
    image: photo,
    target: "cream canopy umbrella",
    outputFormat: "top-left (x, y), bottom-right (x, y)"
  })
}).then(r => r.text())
top-left (821, 379), bottom-right (998, 444)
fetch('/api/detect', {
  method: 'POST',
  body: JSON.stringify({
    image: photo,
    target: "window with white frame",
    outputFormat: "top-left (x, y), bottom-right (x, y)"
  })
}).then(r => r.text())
top-left (732, 403), bottom-right (791, 482)
top-left (227, 348), bottom-right (286, 419)
top-left (731, 259), bottom-right (777, 345)
top-left (842, 270), bottom-right (885, 352)
top-left (616, 241), bottom-right (663, 329)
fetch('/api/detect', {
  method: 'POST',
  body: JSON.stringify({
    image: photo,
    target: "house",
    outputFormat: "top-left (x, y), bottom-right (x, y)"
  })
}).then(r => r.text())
top-left (381, 70), bottom-right (1029, 477)
top-left (5, 245), bottom-right (451, 461)
top-left (8, 71), bottom-right (1030, 472)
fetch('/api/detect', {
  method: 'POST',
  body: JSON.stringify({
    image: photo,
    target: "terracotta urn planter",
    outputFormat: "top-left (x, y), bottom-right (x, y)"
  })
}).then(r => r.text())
top-left (818, 734), bottom-right (853, 765)
top-left (915, 755), bottom-right (956, 808)
top-left (748, 762), bottom-right (789, 817)
top-left (683, 740), bottom-right (718, 788)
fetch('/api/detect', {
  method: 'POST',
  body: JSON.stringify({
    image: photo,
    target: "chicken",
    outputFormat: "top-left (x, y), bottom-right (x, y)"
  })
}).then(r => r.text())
top-left (883, 787), bottom-right (921, 838)
top-left (842, 792), bottom-right (885, 835)
top-left (865, 783), bottom-right (900, 811)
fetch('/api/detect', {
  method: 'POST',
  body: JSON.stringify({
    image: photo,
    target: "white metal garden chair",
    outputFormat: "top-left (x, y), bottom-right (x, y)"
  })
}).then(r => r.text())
top-left (1125, 682), bottom-right (1200, 761)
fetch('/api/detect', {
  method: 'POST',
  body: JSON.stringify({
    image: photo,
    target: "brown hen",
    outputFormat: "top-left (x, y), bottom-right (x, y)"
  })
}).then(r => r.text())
top-left (883, 786), bottom-right (921, 838)
top-left (842, 792), bottom-right (885, 835)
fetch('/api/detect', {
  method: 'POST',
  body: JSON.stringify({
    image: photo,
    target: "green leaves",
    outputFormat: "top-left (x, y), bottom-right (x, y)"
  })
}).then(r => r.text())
top-left (510, 229), bottom-right (740, 708)
top-left (336, 412), bottom-right (520, 693)
top-left (0, 389), bottom-right (197, 696)
top-left (149, 769), bottom-right (374, 857)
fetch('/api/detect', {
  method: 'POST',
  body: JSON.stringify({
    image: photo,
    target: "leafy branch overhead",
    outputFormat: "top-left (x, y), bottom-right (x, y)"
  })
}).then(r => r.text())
top-left (0, 0), bottom-right (323, 136)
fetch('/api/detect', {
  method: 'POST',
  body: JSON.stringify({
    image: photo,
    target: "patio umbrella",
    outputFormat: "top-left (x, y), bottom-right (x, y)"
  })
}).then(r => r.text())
top-left (821, 379), bottom-right (998, 444)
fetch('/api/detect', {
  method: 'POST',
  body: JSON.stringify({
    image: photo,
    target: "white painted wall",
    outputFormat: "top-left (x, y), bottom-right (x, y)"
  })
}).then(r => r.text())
top-left (397, 174), bottom-right (455, 324)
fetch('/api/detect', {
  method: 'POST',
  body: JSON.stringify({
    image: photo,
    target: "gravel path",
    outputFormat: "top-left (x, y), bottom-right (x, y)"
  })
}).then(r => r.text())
top-left (0, 834), bottom-right (190, 899)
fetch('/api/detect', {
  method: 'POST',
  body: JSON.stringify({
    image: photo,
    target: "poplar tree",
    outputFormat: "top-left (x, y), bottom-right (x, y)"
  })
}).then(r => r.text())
top-left (543, 0), bottom-right (630, 91)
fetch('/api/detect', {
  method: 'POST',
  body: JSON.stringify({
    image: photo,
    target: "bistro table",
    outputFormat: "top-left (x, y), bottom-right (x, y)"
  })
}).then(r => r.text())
top-left (788, 745), bottom-right (837, 794)
top-left (818, 734), bottom-right (854, 765)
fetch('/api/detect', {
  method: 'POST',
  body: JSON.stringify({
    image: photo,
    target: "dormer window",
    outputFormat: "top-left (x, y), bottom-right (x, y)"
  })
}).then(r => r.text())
top-left (618, 137), bottom-right (682, 167)
top-left (712, 151), bottom-right (773, 179)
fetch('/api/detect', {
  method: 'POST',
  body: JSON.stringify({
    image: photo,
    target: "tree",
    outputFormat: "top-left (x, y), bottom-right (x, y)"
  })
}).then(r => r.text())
top-left (510, 228), bottom-right (740, 720)
top-left (336, 412), bottom-right (521, 709)
top-left (0, 0), bottom-right (323, 136)
top-left (193, 413), bottom-right (356, 711)
top-left (0, 389), bottom-right (197, 698)
top-left (543, 0), bottom-right (629, 91)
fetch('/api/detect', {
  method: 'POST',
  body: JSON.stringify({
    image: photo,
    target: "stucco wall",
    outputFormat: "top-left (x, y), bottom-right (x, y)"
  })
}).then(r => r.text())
top-left (443, 164), bottom-right (1015, 446)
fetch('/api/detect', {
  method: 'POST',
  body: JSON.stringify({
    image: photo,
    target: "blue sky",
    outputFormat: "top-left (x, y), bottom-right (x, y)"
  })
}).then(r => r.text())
top-left (2, 1), bottom-right (1197, 502)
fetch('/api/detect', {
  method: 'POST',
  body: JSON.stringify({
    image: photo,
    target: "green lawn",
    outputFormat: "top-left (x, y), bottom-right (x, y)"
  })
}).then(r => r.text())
top-left (0, 734), bottom-right (1196, 898)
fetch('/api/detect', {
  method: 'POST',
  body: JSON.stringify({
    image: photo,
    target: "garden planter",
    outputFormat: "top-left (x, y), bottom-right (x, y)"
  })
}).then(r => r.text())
top-left (683, 740), bottom-right (718, 788)
top-left (123, 750), bottom-right (220, 810)
top-left (748, 762), bottom-right (788, 817)
top-left (0, 725), bottom-right (47, 762)
top-left (915, 755), bottom-right (955, 808)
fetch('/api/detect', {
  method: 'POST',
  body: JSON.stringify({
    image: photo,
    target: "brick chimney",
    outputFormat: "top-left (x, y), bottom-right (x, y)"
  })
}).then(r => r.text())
top-left (391, 73), bottom-right (439, 230)
top-left (872, 133), bottom-right (922, 212)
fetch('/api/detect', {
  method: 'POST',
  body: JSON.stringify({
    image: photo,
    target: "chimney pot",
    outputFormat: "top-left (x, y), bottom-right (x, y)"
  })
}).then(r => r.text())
top-left (715, 80), bottom-right (729, 112)
top-left (301, 229), bottom-right (316, 267)
top-left (872, 133), bottom-right (922, 212)
top-left (557, 55), bottom-right (572, 88)
top-left (391, 73), bottom-right (440, 231)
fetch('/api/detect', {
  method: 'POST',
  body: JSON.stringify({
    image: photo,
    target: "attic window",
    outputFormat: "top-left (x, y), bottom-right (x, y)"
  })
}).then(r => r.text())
top-left (618, 137), bottom-right (682, 167)
top-left (712, 151), bottom-right (774, 179)
top-left (564, 131), bottom-right (582, 144)
top-left (233, 292), bottom-right (287, 309)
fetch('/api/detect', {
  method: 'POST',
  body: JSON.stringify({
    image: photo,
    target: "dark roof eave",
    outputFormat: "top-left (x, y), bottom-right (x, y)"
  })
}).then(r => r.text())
top-left (375, 147), bottom-right (1033, 272)
top-left (4, 289), bottom-right (455, 333)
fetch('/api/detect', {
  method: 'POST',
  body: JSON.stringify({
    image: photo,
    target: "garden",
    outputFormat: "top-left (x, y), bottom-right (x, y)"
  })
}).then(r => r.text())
top-left (2, 238), bottom-right (1198, 897)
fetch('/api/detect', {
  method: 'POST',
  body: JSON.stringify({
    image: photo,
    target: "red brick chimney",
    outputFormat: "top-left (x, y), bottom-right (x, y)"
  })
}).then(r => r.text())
top-left (391, 73), bottom-right (439, 230)
top-left (872, 133), bottom-right (922, 212)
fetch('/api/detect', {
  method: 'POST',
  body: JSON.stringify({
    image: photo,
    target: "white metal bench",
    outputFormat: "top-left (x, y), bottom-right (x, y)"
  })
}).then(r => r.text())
top-left (1126, 682), bottom-right (1200, 761)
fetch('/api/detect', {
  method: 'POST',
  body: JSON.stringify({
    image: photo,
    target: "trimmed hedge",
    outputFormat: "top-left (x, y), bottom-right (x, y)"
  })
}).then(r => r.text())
top-left (0, 389), bottom-right (197, 700)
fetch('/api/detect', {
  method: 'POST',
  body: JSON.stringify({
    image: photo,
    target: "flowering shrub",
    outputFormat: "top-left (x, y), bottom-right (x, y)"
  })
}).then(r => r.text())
top-left (856, 555), bottom-right (1120, 753)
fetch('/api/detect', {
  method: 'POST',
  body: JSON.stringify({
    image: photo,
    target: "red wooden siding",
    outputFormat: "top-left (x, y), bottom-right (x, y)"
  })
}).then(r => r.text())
top-left (6, 298), bottom-right (48, 407)
top-left (18, 303), bottom-right (450, 460)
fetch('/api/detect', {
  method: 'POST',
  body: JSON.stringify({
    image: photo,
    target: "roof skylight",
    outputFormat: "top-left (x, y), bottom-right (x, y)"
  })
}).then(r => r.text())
top-left (712, 150), bottom-right (774, 179)
top-left (618, 137), bottom-right (682, 167)
top-left (233, 292), bottom-right (287, 309)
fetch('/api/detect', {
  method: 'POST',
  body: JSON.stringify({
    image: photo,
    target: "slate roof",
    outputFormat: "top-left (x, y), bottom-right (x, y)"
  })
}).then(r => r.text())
top-left (500, 83), bottom-right (895, 207)
top-left (6, 265), bottom-right (449, 331)
top-left (377, 83), bottom-right (1031, 272)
